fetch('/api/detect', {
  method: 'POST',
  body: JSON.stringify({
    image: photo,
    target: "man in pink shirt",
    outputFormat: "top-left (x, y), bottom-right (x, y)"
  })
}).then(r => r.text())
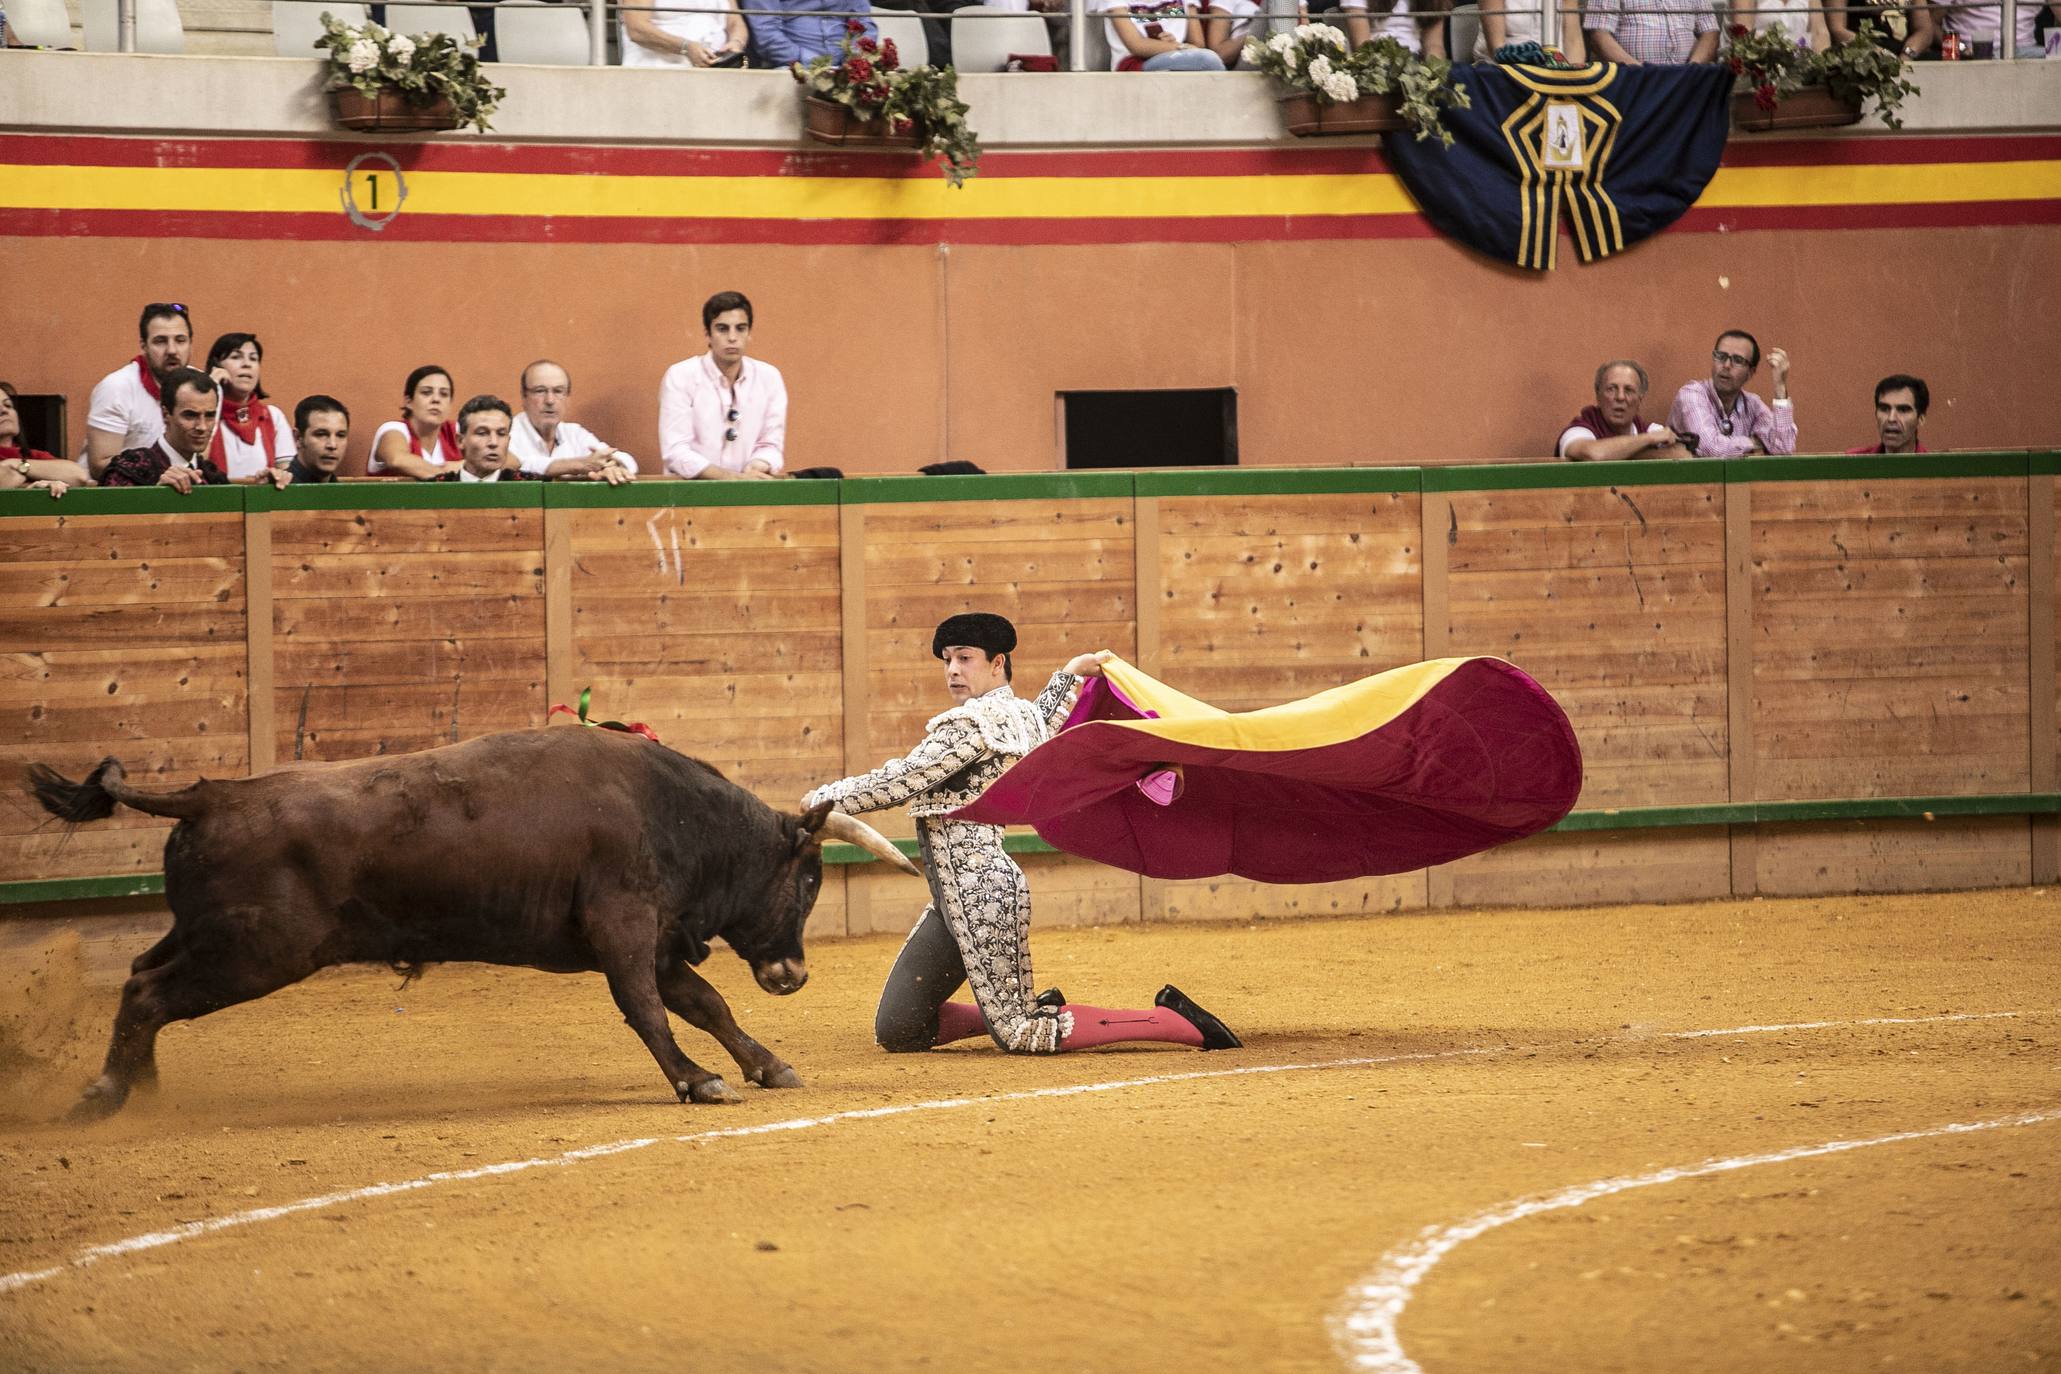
top-left (1666, 329), bottom-right (1797, 459)
top-left (658, 291), bottom-right (788, 480)
top-left (1846, 374), bottom-right (1930, 455)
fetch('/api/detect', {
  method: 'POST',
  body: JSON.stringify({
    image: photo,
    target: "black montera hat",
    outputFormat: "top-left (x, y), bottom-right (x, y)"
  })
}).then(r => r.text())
top-left (933, 612), bottom-right (1016, 660)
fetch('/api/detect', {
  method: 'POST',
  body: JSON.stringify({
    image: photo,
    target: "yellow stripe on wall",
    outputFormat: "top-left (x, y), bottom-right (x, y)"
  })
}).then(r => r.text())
top-left (0, 159), bottom-right (2054, 222)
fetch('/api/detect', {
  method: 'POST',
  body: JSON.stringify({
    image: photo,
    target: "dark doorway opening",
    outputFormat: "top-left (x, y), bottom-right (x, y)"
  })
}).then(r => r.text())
top-left (1061, 389), bottom-right (1238, 470)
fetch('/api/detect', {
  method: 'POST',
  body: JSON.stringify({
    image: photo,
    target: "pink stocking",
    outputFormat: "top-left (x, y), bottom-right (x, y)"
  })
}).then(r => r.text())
top-left (1057, 1004), bottom-right (1204, 1051)
top-left (933, 1001), bottom-right (988, 1046)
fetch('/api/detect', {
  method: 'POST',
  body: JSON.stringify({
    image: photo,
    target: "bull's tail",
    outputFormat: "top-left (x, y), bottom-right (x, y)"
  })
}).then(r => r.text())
top-left (27, 757), bottom-right (209, 823)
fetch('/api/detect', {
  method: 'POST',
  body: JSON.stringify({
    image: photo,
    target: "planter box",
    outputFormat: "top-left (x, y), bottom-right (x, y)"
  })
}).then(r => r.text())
top-left (1278, 91), bottom-right (1404, 137)
top-left (1731, 85), bottom-right (1864, 132)
top-left (802, 95), bottom-right (922, 149)
top-left (332, 88), bottom-right (463, 134)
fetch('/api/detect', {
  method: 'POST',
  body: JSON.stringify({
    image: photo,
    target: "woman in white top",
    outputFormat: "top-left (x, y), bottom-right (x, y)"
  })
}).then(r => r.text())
top-left (1339, 0), bottom-right (1446, 54)
top-left (1477, 0), bottom-right (1586, 60)
top-left (203, 333), bottom-right (297, 482)
top-left (1108, 1), bottom-right (1228, 68)
top-left (620, 0), bottom-right (747, 65)
top-left (1737, 0), bottom-right (1830, 48)
top-left (368, 365), bottom-right (461, 479)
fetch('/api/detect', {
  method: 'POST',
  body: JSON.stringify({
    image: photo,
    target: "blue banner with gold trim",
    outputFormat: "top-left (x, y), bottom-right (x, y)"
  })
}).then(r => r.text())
top-left (1384, 63), bottom-right (1733, 270)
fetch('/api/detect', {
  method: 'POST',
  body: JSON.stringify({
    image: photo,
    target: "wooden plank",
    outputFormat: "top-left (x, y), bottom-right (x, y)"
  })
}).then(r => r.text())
top-left (0, 602), bottom-right (246, 646)
top-left (273, 594), bottom-right (541, 642)
top-left (1442, 828), bottom-right (1733, 907)
top-left (0, 559), bottom-right (244, 608)
top-left (544, 506), bottom-right (575, 719)
top-left (1156, 871), bottom-right (1426, 921)
top-left (1751, 478), bottom-right (2032, 803)
top-left (1754, 816), bottom-right (2032, 895)
top-left (567, 506), bottom-right (842, 552)
top-left (1134, 494), bottom-right (1161, 677)
top-left (271, 507), bottom-right (543, 557)
top-left (0, 513), bottom-right (246, 562)
top-left (245, 510), bottom-right (275, 774)
top-left (2033, 474), bottom-right (2058, 883)
top-left (1420, 490), bottom-right (1452, 908)
top-left (273, 551), bottom-right (546, 601)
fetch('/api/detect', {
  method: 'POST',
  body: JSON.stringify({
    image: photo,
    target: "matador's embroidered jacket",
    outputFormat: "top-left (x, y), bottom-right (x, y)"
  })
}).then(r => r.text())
top-left (803, 673), bottom-right (1081, 820)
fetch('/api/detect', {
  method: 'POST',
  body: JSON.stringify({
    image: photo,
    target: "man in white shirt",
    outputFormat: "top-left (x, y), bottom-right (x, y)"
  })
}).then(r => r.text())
top-left (81, 301), bottom-right (195, 480)
top-left (1558, 360), bottom-right (1692, 461)
top-left (658, 291), bottom-right (788, 480)
top-left (510, 361), bottom-right (636, 485)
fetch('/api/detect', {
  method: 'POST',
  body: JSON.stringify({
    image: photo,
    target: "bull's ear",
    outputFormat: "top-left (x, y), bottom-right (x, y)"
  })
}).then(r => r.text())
top-left (795, 800), bottom-right (834, 851)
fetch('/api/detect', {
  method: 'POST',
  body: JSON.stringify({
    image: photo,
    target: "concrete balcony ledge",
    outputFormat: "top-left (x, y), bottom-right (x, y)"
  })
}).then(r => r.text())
top-left (1, 48), bottom-right (2057, 146)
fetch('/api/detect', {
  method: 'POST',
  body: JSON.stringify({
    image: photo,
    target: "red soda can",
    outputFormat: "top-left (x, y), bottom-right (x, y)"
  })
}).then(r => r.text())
top-left (1940, 32), bottom-right (1961, 59)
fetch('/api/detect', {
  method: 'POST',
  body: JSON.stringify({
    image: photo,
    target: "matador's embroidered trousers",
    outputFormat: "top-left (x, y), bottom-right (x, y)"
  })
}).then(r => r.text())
top-left (874, 817), bottom-right (1070, 1055)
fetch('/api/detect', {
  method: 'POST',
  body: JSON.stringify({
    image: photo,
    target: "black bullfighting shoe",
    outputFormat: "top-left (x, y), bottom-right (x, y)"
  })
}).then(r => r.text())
top-left (1034, 987), bottom-right (1067, 1009)
top-left (1155, 984), bottom-right (1242, 1050)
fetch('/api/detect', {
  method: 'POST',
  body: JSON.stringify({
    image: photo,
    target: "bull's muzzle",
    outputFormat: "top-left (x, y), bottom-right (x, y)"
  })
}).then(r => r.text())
top-left (754, 958), bottom-right (809, 995)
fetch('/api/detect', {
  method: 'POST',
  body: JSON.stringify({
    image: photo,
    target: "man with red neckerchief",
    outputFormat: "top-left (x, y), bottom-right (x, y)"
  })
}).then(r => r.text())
top-left (80, 302), bottom-right (195, 481)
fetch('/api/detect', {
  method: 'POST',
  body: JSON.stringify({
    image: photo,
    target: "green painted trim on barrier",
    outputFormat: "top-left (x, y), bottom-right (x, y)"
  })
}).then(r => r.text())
top-left (1548, 793), bottom-right (2061, 833)
top-left (0, 486), bottom-right (245, 516)
top-left (542, 480), bottom-right (841, 509)
top-left (1730, 451), bottom-right (2031, 483)
top-left (1133, 468), bottom-right (1421, 497)
top-left (1423, 460), bottom-right (1730, 493)
top-left (0, 874), bottom-right (167, 904)
top-left (13, 797), bottom-right (2050, 898)
top-left (249, 481), bottom-right (544, 511)
top-left (2027, 452), bottom-right (2061, 476)
top-left (842, 473), bottom-right (1135, 505)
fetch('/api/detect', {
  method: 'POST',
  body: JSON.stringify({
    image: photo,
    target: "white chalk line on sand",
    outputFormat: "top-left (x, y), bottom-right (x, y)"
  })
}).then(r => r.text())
top-left (0, 1008), bottom-right (2042, 1300)
top-left (1331, 1105), bottom-right (2061, 1374)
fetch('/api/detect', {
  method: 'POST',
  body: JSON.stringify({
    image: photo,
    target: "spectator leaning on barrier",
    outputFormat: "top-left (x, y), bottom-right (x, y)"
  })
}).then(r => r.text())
top-left (102, 369), bottom-right (290, 491)
top-left (1107, 1), bottom-right (1228, 69)
top-left (286, 395), bottom-right (351, 485)
top-left (1, 382), bottom-right (88, 497)
top-left (1848, 374), bottom-right (1929, 455)
top-left (748, 4), bottom-right (874, 67)
top-left (1558, 360), bottom-right (1696, 461)
top-left (1339, 0), bottom-right (1446, 56)
top-left (1826, 0), bottom-right (1935, 55)
top-left (203, 332), bottom-right (296, 482)
top-left (1583, 0), bottom-right (1719, 63)
top-left (435, 395), bottom-right (547, 484)
top-left (621, 0), bottom-right (749, 66)
top-left (511, 361), bottom-right (637, 485)
top-left (81, 302), bottom-right (194, 480)
top-left (369, 364), bottom-right (463, 478)
top-left (660, 290), bottom-right (788, 480)
top-left (1667, 330), bottom-right (1797, 458)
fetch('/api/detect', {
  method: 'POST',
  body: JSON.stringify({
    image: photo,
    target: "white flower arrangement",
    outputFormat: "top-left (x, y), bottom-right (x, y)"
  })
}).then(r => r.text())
top-left (317, 12), bottom-right (505, 133)
top-left (1246, 30), bottom-right (1470, 143)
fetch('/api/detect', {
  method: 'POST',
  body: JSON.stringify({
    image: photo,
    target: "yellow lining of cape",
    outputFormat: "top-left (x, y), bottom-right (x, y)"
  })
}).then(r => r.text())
top-left (1094, 655), bottom-right (1482, 754)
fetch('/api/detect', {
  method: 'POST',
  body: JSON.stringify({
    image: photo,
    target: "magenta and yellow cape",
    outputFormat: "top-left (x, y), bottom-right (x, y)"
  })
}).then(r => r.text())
top-left (952, 656), bottom-right (1582, 883)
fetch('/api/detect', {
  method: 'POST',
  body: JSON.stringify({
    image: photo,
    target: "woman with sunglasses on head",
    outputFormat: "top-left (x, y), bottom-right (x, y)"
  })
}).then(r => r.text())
top-left (658, 290), bottom-right (786, 480)
top-left (203, 333), bottom-right (297, 482)
top-left (368, 365), bottom-right (462, 479)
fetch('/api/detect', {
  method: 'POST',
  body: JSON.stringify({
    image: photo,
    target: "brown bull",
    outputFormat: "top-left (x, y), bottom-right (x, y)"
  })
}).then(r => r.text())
top-left (27, 727), bottom-right (917, 1121)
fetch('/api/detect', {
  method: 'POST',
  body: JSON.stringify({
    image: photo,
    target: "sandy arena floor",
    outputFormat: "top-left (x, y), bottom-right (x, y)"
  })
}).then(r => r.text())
top-left (1, 889), bottom-right (2057, 1374)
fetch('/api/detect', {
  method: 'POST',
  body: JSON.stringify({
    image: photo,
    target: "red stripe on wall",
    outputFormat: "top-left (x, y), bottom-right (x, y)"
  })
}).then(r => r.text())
top-left (2, 130), bottom-right (2055, 179)
top-left (4, 199), bottom-right (2057, 246)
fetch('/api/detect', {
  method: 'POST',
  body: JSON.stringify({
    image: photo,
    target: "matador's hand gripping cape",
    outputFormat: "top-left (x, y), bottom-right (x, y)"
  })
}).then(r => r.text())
top-left (952, 656), bottom-right (1582, 884)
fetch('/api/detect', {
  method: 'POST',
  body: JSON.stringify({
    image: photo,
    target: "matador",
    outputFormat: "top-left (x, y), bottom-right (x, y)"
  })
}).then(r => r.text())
top-left (804, 612), bottom-right (1240, 1055)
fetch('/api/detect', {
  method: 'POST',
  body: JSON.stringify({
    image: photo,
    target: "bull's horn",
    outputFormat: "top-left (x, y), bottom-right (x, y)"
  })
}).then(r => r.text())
top-left (820, 811), bottom-right (923, 878)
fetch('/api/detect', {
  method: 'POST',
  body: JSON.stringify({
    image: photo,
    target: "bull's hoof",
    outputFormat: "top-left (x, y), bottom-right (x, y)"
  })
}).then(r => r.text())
top-left (63, 1080), bottom-right (126, 1124)
top-left (751, 1064), bottom-right (803, 1090)
top-left (682, 1077), bottom-right (743, 1105)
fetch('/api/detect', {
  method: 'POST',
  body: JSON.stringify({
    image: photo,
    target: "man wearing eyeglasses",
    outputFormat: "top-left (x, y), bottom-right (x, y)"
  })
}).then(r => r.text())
top-left (1666, 329), bottom-right (1796, 459)
top-left (658, 290), bottom-right (788, 481)
top-left (510, 361), bottom-right (637, 485)
top-left (80, 302), bottom-right (195, 481)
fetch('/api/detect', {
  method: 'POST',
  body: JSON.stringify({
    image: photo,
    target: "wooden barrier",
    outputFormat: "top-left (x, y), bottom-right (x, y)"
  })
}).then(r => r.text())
top-left (4, 454), bottom-right (2057, 930)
